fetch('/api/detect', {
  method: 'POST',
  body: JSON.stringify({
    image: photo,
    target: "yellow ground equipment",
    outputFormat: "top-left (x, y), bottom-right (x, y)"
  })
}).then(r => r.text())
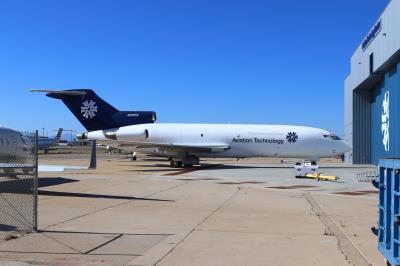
top-left (304, 173), bottom-right (338, 181)
top-left (294, 161), bottom-right (338, 181)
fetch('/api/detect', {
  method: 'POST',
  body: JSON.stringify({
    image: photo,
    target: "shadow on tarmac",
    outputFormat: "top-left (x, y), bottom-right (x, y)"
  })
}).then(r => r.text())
top-left (37, 177), bottom-right (173, 202)
top-left (133, 163), bottom-right (291, 170)
top-left (0, 224), bottom-right (17, 232)
top-left (38, 177), bottom-right (79, 187)
top-left (38, 190), bottom-right (173, 202)
top-left (0, 230), bottom-right (172, 256)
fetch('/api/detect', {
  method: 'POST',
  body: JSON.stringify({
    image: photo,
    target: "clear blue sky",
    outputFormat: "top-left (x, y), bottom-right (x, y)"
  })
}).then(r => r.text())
top-left (0, 0), bottom-right (389, 137)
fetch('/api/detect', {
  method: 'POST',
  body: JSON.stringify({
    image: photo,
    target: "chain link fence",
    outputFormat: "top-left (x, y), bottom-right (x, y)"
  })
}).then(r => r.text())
top-left (356, 169), bottom-right (378, 183)
top-left (0, 130), bottom-right (38, 240)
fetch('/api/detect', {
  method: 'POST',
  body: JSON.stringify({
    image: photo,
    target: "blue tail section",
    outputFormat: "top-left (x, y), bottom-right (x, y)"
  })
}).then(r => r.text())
top-left (46, 89), bottom-right (156, 131)
top-left (53, 128), bottom-right (63, 144)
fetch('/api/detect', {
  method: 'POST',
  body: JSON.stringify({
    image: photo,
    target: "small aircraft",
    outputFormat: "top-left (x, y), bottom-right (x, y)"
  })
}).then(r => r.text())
top-left (0, 126), bottom-right (32, 162)
top-left (26, 128), bottom-right (63, 154)
top-left (32, 89), bottom-right (351, 167)
top-left (0, 126), bottom-right (34, 175)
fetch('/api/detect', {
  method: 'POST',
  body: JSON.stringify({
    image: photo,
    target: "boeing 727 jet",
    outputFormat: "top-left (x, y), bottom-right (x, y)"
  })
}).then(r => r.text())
top-left (32, 89), bottom-right (351, 167)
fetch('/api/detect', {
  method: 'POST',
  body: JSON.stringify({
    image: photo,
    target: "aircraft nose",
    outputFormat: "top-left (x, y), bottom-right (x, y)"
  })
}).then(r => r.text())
top-left (340, 140), bottom-right (352, 153)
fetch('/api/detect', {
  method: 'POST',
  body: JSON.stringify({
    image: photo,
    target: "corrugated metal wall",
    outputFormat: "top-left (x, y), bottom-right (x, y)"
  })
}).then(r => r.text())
top-left (353, 89), bottom-right (371, 164)
top-left (371, 63), bottom-right (400, 164)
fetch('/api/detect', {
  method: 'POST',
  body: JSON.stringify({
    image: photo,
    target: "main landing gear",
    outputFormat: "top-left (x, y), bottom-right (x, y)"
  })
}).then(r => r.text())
top-left (169, 156), bottom-right (200, 168)
top-left (170, 159), bottom-right (183, 168)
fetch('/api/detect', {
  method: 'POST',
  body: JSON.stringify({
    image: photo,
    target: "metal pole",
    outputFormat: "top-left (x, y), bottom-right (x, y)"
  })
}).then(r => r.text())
top-left (33, 130), bottom-right (39, 232)
top-left (89, 140), bottom-right (97, 169)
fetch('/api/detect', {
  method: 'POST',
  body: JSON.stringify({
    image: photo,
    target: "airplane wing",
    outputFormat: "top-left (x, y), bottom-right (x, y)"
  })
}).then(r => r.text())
top-left (114, 141), bottom-right (231, 153)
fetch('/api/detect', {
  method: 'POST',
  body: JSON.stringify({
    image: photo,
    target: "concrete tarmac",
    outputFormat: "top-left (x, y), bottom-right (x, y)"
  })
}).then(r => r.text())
top-left (0, 154), bottom-right (382, 265)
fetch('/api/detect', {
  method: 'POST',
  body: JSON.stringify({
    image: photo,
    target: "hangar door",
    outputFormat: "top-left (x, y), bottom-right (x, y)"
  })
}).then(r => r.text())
top-left (371, 63), bottom-right (400, 165)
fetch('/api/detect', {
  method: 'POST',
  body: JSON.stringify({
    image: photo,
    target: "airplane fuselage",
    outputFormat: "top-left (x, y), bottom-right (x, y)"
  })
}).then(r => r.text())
top-left (86, 123), bottom-right (351, 160)
top-left (0, 127), bottom-right (31, 162)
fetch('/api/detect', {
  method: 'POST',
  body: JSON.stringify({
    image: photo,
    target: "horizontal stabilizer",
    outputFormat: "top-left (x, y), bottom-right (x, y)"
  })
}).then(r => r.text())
top-left (30, 89), bottom-right (87, 96)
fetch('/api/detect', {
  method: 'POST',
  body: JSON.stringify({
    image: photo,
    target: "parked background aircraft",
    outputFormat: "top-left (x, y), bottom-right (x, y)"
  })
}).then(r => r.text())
top-left (25, 128), bottom-right (63, 154)
top-left (33, 89), bottom-right (351, 167)
top-left (0, 126), bottom-right (32, 165)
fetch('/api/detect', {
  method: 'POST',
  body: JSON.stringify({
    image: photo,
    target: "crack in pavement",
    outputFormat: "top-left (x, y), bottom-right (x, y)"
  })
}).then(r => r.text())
top-left (153, 187), bottom-right (240, 266)
top-left (304, 192), bottom-right (371, 266)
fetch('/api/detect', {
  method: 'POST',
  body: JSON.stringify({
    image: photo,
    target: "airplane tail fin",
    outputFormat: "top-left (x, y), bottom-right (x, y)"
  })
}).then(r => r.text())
top-left (53, 128), bottom-right (63, 145)
top-left (31, 89), bottom-right (156, 131)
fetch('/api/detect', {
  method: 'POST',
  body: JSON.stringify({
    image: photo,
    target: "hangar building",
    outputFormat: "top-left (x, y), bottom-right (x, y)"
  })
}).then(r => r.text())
top-left (345, 0), bottom-right (400, 165)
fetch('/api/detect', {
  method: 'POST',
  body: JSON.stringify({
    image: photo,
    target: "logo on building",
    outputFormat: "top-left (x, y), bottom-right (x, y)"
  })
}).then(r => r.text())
top-left (286, 132), bottom-right (298, 143)
top-left (362, 20), bottom-right (382, 51)
top-left (382, 91), bottom-right (390, 151)
top-left (81, 100), bottom-right (98, 119)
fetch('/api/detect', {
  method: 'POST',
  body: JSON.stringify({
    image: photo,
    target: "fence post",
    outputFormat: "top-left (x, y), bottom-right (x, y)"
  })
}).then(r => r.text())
top-left (33, 130), bottom-right (39, 232)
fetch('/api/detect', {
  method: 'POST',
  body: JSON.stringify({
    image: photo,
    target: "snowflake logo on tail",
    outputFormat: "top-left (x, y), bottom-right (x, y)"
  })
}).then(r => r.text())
top-left (81, 100), bottom-right (98, 119)
top-left (286, 132), bottom-right (298, 143)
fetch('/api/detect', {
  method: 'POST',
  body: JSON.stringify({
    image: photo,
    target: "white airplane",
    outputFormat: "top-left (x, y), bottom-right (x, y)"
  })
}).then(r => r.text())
top-left (80, 124), bottom-right (351, 167)
top-left (0, 126), bottom-right (82, 174)
top-left (33, 89), bottom-right (351, 168)
top-left (0, 126), bottom-right (34, 174)
top-left (0, 127), bottom-right (31, 161)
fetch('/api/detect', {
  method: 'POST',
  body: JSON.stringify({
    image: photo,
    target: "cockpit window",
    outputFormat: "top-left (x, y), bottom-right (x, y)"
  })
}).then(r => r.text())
top-left (323, 134), bottom-right (342, 140)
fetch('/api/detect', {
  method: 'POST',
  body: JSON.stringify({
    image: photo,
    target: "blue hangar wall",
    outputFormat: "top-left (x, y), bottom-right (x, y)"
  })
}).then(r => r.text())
top-left (371, 63), bottom-right (400, 165)
top-left (345, 0), bottom-right (400, 165)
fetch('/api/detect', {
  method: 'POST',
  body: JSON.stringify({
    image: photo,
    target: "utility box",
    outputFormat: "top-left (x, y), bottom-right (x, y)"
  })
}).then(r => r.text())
top-left (378, 159), bottom-right (400, 266)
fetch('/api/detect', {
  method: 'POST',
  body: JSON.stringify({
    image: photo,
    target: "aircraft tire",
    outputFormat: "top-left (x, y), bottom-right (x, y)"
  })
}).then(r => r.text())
top-left (170, 159), bottom-right (183, 168)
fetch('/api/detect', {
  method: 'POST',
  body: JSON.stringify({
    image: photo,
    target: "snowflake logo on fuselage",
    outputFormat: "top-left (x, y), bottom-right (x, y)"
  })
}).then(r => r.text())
top-left (81, 100), bottom-right (98, 119)
top-left (286, 132), bottom-right (298, 143)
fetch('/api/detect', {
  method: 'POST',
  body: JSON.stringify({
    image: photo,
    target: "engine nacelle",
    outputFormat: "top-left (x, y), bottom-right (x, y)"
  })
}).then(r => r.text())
top-left (86, 130), bottom-right (108, 140)
top-left (79, 127), bottom-right (149, 142)
top-left (108, 128), bottom-right (149, 141)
